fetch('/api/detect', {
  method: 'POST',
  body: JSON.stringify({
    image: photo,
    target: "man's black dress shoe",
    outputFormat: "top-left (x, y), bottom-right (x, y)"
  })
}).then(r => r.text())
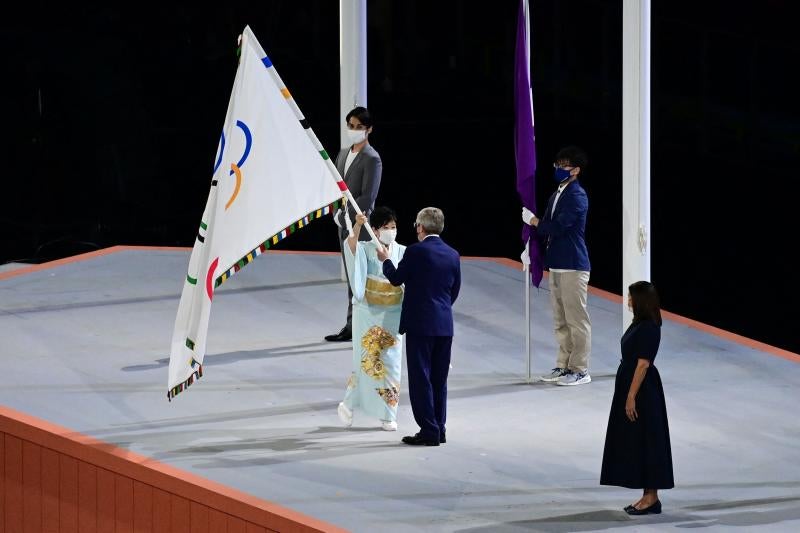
top-left (324, 326), bottom-right (352, 342)
top-left (625, 500), bottom-right (661, 515)
top-left (401, 433), bottom-right (439, 446)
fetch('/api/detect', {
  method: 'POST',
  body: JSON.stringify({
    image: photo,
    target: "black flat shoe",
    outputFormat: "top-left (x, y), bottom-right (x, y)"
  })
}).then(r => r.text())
top-left (440, 432), bottom-right (446, 444)
top-left (401, 433), bottom-right (440, 446)
top-left (626, 500), bottom-right (661, 515)
top-left (324, 326), bottom-right (352, 342)
top-left (623, 504), bottom-right (636, 512)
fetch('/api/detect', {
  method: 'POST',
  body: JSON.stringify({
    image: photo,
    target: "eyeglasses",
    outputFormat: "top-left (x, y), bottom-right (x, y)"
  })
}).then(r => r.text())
top-left (346, 122), bottom-right (368, 131)
top-left (553, 162), bottom-right (574, 170)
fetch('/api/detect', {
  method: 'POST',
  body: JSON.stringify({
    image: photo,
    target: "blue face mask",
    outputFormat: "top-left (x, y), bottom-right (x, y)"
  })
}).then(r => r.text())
top-left (554, 167), bottom-right (572, 183)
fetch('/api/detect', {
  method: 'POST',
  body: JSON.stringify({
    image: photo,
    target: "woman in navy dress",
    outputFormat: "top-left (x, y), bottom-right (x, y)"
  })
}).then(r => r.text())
top-left (601, 281), bottom-right (674, 515)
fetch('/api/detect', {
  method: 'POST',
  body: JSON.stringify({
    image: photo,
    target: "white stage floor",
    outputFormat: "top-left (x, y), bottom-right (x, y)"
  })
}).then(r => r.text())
top-left (1, 246), bottom-right (799, 532)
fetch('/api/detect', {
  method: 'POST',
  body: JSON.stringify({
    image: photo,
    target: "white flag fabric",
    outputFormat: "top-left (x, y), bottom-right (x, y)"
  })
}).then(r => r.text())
top-left (168, 26), bottom-right (344, 400)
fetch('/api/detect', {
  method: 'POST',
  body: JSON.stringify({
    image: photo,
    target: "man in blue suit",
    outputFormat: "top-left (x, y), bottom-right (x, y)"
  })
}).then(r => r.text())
top-left (523, 146), bottom-right (592, 386)
top-left (377, 207), bottom-right (461, 446)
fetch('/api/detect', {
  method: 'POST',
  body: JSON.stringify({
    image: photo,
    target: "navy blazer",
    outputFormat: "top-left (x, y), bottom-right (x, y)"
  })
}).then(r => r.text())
top-left (382, 236), bottom-right (461, 336)
top-left (536, 180), bottom-right (591, 271)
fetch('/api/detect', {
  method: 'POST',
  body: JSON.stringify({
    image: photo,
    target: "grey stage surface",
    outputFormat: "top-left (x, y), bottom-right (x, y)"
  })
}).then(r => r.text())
top-left (1, 248), bottom-right (799, 532)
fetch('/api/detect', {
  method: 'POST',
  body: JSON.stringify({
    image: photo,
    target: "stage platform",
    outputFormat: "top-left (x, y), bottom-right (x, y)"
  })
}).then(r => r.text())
top-left (1, 246), bottom-right (799, 532)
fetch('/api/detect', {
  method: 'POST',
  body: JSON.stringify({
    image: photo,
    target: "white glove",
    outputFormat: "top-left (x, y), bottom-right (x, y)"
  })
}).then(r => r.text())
top-left (520, 243), bottom-right (531, 266)
top-left (522, 207), bottom-right (536, 225)
top-left (333, 208), bottom-right (343, 228)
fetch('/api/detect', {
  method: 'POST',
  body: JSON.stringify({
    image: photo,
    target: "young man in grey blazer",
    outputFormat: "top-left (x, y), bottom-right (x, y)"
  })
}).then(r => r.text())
top-left (325, 106), bottom-right (383, 342)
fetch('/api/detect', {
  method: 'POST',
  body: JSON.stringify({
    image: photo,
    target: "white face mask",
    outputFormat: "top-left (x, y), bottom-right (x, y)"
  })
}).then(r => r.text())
top-left (378, 228), bottom-right (397, 246)
top-left (346, 128), bottom-right (367, 145)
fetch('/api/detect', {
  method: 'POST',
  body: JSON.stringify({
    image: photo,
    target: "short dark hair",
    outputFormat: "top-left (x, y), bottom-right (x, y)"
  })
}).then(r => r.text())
top-left (369, 206), bottom-right (397, 229)
top-left (555, 146), bottom-right (588, 170)
top-left (629, 280), bottom-right (662, 326)
top-left (346, 106), bottom-right (373, 128)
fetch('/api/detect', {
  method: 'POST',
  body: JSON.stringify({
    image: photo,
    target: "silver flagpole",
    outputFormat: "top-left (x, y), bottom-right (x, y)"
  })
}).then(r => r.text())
top-left (524, 0), bottom-right (533, 384)
top-left (525, 261), bottom-right (531, 383)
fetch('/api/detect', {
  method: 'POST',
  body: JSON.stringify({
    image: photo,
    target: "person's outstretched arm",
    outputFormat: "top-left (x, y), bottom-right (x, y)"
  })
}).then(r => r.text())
top-left (347, 214), bottom-right (367, 254)
top-left (536, 192), bottom-right (587, 238)
top-left (380, 245), bottom-right (413, 286)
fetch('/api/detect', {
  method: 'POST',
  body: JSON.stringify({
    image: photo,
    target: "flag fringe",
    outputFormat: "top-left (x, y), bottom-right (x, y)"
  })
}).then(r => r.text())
top-left (214, 197), bottom-right (343, 288)
top-left (167, 364), bottom-right (204, 402)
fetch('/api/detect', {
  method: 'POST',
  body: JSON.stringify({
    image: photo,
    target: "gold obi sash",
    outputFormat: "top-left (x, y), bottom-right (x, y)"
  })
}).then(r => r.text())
top-left (365, 276), bottom-right (403, 306)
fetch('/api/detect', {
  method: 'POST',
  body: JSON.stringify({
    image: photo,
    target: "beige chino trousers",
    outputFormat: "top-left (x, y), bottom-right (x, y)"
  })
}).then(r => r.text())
top-left (548, 270), bottom-right (592, 373)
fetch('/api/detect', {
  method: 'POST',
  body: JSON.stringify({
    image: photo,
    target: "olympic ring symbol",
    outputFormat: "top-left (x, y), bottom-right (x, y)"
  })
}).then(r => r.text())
top-left (213, 120), bottom-right (252, 210)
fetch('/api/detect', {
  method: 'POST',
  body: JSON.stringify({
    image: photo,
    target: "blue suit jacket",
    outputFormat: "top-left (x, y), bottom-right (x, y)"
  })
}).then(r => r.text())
top-left (536, 180), bottom-right (591, 271)
top-left (382, 236), bottom-right (461, 336)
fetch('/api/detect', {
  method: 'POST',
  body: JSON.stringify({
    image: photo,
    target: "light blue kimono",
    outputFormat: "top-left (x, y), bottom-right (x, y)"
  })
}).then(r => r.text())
top-left (342, 240), bottom-right (406, 422)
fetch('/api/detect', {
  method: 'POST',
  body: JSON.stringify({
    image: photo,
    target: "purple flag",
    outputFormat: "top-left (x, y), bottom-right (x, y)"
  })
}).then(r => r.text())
top-left (514, 0), bottom-right (543, 287)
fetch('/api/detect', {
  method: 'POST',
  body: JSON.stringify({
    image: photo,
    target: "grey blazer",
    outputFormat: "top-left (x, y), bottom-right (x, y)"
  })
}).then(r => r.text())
top-left (335, 143), bottom-right (382, 241)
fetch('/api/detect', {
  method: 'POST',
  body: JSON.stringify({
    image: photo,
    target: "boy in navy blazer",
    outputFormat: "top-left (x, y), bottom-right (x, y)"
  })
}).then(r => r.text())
top-left (378, 207), bottom-right (461, 446)
top-left (523, 146), bottom-right (592, 386)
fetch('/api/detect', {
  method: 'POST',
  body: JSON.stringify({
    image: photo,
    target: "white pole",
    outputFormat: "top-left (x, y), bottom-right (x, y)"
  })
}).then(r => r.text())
top-left (339, 0), bottom-right (367, 280)
top-left (340, 0), bottom-right (367, 147)
top-left (339, 0), bottom-right (369, 281)
top-left (622, 0), bottom-right (651, 329)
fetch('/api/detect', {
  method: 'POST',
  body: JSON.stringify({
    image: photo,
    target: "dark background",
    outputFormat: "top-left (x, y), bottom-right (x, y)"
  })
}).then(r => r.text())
top-left (2, 1), bottom-right (797, 353)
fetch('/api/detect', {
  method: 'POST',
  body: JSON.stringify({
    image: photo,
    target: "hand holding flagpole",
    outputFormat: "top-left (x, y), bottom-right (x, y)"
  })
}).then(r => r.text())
top-left (335, 185), bottom-right (381, 246)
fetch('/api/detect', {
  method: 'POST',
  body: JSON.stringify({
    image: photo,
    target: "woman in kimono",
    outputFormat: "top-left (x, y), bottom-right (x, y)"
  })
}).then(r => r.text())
top-left (337, 206), bottom-right (405, 431)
